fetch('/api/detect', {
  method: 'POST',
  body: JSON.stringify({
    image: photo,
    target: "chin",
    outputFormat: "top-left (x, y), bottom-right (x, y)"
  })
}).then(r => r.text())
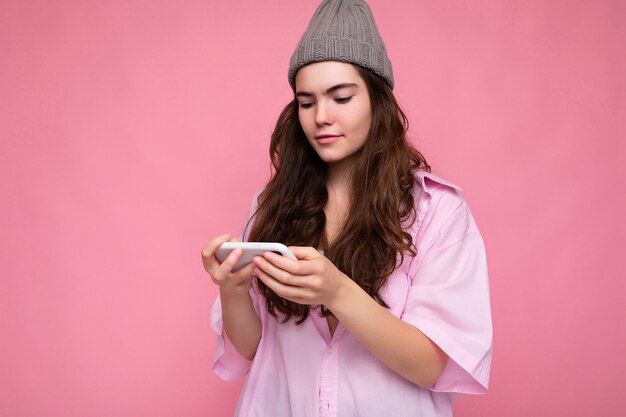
top-left (316, 153), bottom-right (344, 165)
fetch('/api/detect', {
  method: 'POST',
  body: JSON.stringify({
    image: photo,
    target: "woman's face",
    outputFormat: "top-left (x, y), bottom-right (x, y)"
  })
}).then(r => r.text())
top-left (295, 61), bottom-right (372, 169)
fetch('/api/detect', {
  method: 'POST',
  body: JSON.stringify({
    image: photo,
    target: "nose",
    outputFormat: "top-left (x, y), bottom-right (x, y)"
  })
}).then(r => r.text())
top-left (314, 102), bottom-right (332, 126)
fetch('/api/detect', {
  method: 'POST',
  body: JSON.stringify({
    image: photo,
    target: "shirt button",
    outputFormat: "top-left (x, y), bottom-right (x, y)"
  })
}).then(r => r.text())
top-left (328, 346), bottom-right (334, 354)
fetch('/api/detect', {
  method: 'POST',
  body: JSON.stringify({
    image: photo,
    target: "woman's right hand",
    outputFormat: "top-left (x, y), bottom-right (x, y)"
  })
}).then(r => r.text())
top-left (202, 234), bottom-right (262, 361)
top-left (201, 234), bottom-right (256, 294)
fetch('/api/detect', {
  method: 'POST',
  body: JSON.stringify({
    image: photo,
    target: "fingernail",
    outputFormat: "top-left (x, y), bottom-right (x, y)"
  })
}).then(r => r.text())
top-left (222, 233), bottom-right (230, 239)
top-left (264, 251), bottom-right (274, 259)
top-left (254, 267), bottom-right (260, 276)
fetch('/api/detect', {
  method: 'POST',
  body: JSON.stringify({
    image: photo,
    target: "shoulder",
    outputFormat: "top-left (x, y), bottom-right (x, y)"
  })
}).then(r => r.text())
top-left (241, 186), bottom-right (266, 241)
top-left (409, 171), bottom-right (480, 254)
top-left (411, 171), bottom-right (467, 226)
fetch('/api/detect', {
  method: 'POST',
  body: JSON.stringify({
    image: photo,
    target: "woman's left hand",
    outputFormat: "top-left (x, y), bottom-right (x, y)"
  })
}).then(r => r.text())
top-left (252, 246), bottom-right (348, 306)
top-left (254, 245), bottom-right (449, 387)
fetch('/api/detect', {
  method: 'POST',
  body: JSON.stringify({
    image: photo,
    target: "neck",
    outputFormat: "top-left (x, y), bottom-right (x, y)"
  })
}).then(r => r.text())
top-left (326, 158), bottom-right (354, 192)
top-left (324, 161), bottom-right (353, 247)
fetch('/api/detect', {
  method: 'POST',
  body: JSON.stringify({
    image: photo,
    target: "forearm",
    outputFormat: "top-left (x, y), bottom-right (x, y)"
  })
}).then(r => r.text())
top-left (326, 279), bottom-right (448, 388)
top-left (220, 288), bottom-right (262, 361)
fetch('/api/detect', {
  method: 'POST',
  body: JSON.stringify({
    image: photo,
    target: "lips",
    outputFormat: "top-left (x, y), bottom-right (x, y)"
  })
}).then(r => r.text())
top-left (315, 134), bottom-right (341, 144)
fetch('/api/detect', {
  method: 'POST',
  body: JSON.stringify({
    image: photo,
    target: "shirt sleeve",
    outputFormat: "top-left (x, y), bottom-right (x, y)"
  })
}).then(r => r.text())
top-left (210, 287), bottom-right (261, 381)
top-left (210, 191), bottom-right (263, 381)
top-left (401, 199), bottom-right (493, 394)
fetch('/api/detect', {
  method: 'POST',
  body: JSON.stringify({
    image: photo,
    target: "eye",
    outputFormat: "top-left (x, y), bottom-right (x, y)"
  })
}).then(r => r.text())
top-left (298, 102), bottom-right (314, 109)
top-left (335, 96), bottom-right (353, 104)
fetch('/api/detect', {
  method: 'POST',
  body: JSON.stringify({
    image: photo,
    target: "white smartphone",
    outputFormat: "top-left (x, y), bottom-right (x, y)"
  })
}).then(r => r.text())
top-left (215, 242), bottom-right (297, 272)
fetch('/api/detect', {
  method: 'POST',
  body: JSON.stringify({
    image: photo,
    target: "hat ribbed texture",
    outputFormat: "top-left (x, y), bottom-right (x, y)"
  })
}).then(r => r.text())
top-left (288, 0), bottom-right (394, 90)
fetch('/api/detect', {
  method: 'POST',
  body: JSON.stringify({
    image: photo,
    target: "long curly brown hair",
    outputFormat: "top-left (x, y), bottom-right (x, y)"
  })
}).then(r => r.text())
top-left (247, 65), bottom-right (430, 324)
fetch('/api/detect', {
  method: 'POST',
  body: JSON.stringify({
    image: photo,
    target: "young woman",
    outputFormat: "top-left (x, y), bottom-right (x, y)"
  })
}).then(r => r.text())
top-left (202, 1), bottom-right (492, 416)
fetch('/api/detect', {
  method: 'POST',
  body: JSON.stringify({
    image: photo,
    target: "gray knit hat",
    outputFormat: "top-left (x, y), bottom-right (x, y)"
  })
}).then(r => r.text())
top-left (288, 0), bottom-right (394, 90)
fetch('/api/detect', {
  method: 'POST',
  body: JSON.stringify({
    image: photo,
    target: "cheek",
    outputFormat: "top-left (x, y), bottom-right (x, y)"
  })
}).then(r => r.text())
top-left (298, 112), bottom-right (312, 134)
top-left (355, 108), bottom-right (372, 137)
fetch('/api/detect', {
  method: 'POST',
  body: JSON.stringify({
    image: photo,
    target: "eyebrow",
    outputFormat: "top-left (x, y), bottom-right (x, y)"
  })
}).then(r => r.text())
top-left (295, 83), bottom-right (359, 98)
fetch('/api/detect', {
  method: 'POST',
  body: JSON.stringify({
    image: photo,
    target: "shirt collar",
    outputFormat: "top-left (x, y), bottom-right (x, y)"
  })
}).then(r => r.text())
top-left (414, 171), bottom-right (463, 193)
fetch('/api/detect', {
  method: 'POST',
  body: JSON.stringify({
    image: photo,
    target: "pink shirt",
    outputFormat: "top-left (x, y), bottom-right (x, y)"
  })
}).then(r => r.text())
top-left (210, 172), bottom-right (492, 417)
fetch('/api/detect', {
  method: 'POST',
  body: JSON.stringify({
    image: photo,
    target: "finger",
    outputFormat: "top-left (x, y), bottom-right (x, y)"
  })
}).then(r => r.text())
top-left (280, 247), bottom-right (325, 275)
top-left (214, 248), bottom-right (244, 278)
top-left (254, 265), bottom-right (304, 302)
top-left (201, 233), bottom-right (231, 258)
top-left (253, 255), bottom-right (297, 284)
top-left (233, 261), bottom-right (256, 282)
top-left (259, 251), bottom-right (303, 276)
top-left (201, 233), bottom-right (231, 272)
top-left (288, 246), bottom-right (323, 260)
top-left (227, 261), bottom-right (256, 287)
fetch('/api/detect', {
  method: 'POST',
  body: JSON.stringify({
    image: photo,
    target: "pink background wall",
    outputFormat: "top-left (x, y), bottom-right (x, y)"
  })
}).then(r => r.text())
top-left (1, 1), bottom-right (624, 416)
